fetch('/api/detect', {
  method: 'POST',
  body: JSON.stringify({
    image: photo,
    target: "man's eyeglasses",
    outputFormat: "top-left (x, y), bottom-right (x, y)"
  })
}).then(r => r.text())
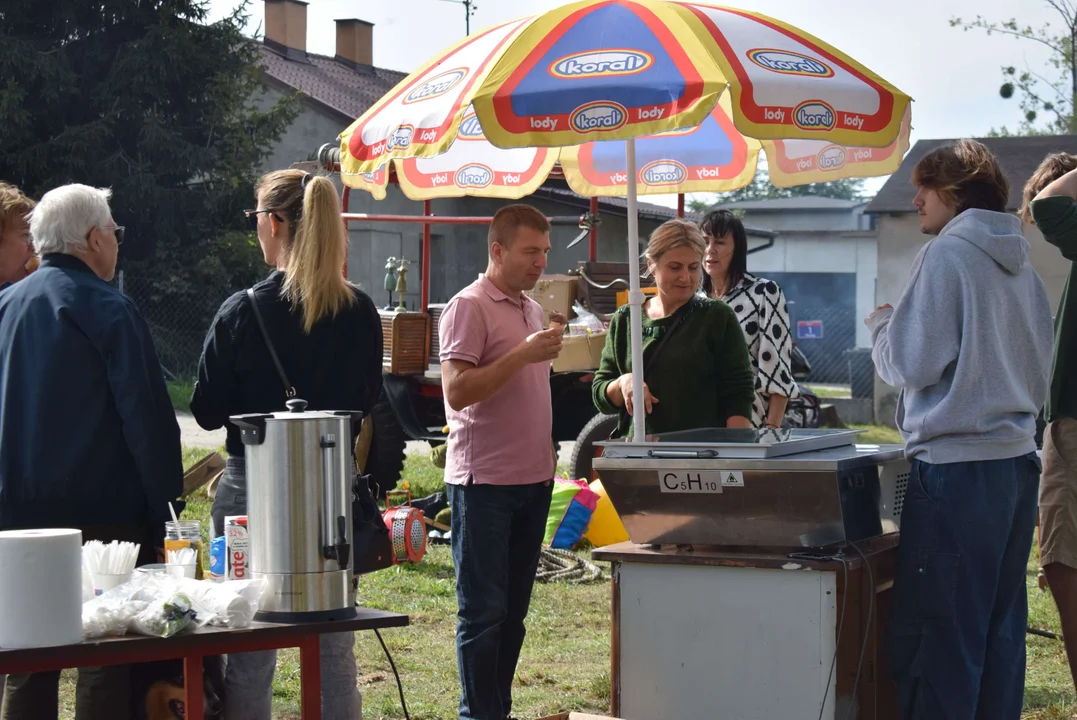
top-left (87, 225), bottom-right (124, 244)
top-left (243, 209), bottom-right (283, 231)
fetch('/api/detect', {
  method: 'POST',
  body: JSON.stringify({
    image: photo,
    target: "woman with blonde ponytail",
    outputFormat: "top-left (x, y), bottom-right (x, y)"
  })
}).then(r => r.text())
top-left (190, 169), bottom-right (382, 719)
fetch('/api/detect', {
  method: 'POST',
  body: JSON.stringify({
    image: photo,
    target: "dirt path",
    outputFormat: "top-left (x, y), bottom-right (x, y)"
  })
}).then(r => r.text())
top-left (177, 412), bottom-right (577, 468)
top-left (176, 412), bottom-right (226, 450)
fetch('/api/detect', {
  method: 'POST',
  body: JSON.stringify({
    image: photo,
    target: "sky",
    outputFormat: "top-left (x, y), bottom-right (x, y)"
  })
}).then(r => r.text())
top-left (208, 0), bottom-right (1062, 205)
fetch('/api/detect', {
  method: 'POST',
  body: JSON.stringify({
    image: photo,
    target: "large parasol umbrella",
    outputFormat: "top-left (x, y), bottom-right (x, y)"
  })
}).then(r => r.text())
top-left (344, 95), bottom-right (911, 201)
top-left (338, 0), bottom-right (912, 443)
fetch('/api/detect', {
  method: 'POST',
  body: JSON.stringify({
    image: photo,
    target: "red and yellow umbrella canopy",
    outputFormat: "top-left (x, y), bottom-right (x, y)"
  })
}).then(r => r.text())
top-left (339, 0), bottom-right (911, 182)
top-left (345, 98), bottom-right (910, 201)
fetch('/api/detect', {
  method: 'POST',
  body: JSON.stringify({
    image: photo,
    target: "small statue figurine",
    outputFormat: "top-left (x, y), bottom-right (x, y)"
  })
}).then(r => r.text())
top-left (383, 256), bottom-right (398, 310)
top-left (394, 258), bottom-right (411, 312)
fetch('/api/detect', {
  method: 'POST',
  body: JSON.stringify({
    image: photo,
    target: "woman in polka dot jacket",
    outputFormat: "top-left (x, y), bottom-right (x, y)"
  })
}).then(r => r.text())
top-left (699, 209), bottom-right (799, 429)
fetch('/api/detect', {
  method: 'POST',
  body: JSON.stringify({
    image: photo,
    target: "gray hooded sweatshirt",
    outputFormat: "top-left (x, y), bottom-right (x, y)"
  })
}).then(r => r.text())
top-left (866, 209), bottom-right (1053, 463)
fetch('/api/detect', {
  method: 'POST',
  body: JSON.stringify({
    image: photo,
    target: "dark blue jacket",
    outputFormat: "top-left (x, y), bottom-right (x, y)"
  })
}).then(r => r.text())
top-left (0, 254), bottom-right (183, 543)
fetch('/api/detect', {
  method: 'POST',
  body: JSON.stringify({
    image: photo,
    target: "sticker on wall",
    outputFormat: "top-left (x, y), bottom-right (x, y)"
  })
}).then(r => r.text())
top-left (797, 320), bottom-right (824, 339)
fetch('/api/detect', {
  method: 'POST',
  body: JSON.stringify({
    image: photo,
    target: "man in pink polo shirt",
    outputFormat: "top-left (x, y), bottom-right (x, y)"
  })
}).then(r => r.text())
top-left (439, 204), bottom-right (563, 720)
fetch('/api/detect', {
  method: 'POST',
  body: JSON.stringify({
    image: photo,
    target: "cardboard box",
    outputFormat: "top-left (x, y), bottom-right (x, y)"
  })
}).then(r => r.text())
top-left (615, 285), bottom-right (658, 309)
top-left (526, 274), bottom-right (578, 327)
top-left (182, 451), bottom-right (225, 499)
top-left (551, 331), bottom-right (606, 373)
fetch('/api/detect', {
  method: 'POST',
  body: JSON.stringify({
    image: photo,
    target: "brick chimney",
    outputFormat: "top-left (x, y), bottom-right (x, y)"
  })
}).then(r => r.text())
top-left (335, 18), bottom-right (374, 69)
top-left (264, 0), bottom-right (308, 58)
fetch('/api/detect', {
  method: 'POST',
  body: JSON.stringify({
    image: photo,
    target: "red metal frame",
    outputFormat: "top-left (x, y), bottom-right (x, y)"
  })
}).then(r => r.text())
top-left (336, 164), bottom-right (685, 312)
top-left (0, 632), bottom-right (319, 720)
top-left (342, 213), bottom-right (499, 224)
top-left (422, 199), bottom-right (432, 312)
top-left (589, 196), bottom-right (599, 260)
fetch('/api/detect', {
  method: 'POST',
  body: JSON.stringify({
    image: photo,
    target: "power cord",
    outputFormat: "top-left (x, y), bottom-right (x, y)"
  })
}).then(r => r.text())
top-left (815, 554), bottom-right (849, 720)
top-left (374, 628), bottom-right (411, 720)
top-left (846, 541), bottom-right (875, 720)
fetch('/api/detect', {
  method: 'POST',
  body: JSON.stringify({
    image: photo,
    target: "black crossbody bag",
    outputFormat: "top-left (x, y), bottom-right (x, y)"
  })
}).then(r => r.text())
top-left (245, 289), bottom-right (393, 574)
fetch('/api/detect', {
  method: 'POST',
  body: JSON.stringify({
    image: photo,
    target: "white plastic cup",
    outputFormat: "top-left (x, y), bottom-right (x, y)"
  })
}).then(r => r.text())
top-left (136, 563), bottom-right (168, 576)
top-left (167, 563), bottom-right (197, 579)
top-left (92, 572), bottom-right (131, 596)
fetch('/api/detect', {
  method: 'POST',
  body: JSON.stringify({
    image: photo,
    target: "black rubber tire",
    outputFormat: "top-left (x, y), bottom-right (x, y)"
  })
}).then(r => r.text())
top-left (365, 387), bottom-right (407, 497)
top-left (568, 413), bottom-right (619, 481)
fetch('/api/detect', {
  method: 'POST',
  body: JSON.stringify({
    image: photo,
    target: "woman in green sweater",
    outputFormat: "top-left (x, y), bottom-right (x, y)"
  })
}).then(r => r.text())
top-left (591, 219), bottom-right (756, 438)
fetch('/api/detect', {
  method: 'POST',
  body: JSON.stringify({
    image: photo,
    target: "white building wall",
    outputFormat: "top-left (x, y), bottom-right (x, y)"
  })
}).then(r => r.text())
top-left (747, 233), bottom-right (877, 347)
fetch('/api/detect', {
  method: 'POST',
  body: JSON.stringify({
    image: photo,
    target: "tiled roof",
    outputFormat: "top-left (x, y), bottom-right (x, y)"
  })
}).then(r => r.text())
top-left (866, 135), bottom-right (1077, 214)
top-left (258, 42), bottom-right (408, 123)
top-left (720, 197), bottom-right (866, 211)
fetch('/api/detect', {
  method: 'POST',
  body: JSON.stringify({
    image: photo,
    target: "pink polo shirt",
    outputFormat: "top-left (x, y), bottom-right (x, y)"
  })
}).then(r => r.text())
top-left (439, 274), bottom-right (554, 486)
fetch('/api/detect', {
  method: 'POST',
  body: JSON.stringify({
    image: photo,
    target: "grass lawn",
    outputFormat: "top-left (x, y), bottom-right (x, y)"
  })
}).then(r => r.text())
top-left (805, 384), bottom-right (853, 399)
top-left (171, 450), bottom-right (608, 719)
top-left (849, 423), bottom-right (904, 445)
top-left (57, 431), bottom-right (1076, 718)
top-left (167, 378), bottom-right (195, 414)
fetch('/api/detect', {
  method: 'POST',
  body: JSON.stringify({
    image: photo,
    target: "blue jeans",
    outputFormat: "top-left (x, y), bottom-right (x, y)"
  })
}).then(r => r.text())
top-left (449, 480), bottom-right (553, 720)
top-left (212, 460), bottom-right (361, 720)
top-left (886, 454), bottom-right (1040, 720)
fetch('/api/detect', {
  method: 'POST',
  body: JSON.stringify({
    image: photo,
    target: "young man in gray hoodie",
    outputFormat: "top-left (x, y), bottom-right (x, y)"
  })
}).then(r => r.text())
top-left (866, 139), bottom-right (1054, 719)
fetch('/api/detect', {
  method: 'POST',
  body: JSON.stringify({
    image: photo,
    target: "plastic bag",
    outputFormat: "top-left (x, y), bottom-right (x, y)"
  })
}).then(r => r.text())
top-left (82, 573), bottom-right (214, 639)
top-left (83, 597), bottom-right (148, 639)
top-left (131, 592), bottom-right (208, 638)
top-left (567, 301), bottom-right (606, 336)
top-left (174, 577), bottom-right (267, 628)
top-left (544, 477), bottom-right (600, 549)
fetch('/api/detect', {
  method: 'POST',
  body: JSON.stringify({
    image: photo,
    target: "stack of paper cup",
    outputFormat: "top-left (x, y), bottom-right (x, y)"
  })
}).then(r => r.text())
top-left (0, 529), bottom-right (83, 649)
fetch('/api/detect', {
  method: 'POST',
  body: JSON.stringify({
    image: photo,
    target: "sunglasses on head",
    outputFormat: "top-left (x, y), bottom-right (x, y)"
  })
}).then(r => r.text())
top-left (243, 209), bottom-right (283, 231)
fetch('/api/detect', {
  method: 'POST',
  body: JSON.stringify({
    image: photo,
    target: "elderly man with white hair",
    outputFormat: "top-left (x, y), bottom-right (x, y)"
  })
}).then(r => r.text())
top-left (0, 184), bottom-right (183, 720)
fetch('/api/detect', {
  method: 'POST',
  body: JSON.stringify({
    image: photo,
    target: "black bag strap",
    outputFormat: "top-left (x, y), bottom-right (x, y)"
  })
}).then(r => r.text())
top-left (245, 288), bottom-right (296, 399)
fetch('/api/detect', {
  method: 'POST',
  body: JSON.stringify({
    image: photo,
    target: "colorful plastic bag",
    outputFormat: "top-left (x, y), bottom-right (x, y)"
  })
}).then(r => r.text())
top-left (583, 479), bottom-right (630, 548)
top-left (544, 477), bottom-right (599, 549)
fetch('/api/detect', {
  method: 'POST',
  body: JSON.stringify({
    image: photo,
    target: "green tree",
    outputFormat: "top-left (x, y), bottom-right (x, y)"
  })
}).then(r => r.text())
top-left (686, 164), bottom-right (865, 213)
top-left (951, 3), bottom-right (1077, 135)
top-left (0, 0), bottom-right (299, 374)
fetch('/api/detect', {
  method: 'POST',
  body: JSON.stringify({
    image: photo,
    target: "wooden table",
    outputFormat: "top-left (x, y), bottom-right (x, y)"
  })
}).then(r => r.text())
top-left (0, 608), bottom-right (409, 720)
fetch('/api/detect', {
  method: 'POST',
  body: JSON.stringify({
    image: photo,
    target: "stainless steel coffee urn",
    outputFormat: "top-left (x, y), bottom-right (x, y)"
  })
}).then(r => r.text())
top-left (231, 399), bottom-right (359, 622)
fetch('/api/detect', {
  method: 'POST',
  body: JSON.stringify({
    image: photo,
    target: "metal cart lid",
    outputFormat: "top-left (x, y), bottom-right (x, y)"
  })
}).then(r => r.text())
top-left (594, 427), bottom-right (865, 460)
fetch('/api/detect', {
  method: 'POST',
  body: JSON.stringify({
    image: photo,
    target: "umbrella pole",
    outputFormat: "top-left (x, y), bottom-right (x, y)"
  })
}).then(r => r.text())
top-left (625, 138), bottom-right (646, 444)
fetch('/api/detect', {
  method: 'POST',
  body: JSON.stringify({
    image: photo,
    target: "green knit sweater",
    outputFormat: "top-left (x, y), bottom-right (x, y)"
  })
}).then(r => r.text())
top-left (1030, 196), bottom-right (1077, 422)
top-left (591, 297), bottom-right (756, 438)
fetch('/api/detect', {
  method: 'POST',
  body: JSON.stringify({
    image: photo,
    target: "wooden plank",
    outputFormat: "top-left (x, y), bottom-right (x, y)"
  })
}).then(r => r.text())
top-left (610, 565), bottom-right (621, 719)
top-left (592, 538), bottom-right (899, 571)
